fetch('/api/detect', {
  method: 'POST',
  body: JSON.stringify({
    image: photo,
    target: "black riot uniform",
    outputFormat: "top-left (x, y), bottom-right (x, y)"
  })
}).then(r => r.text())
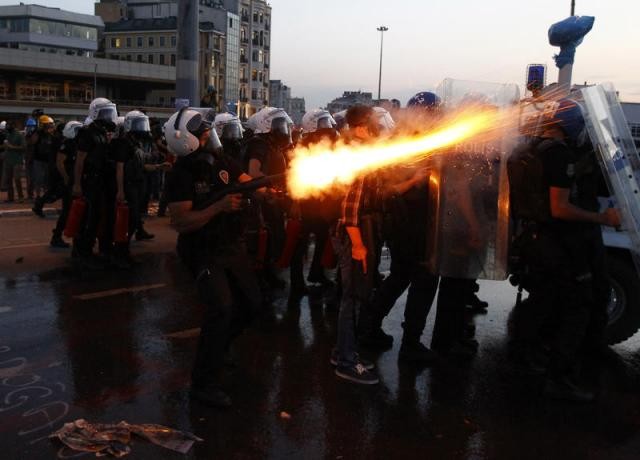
top-left (361, 170), bottom-right (440, 363)
top-left (166, 149), bottom-right (261, 404)
top-left (73, 121), bottom-right (115, 265)
top-left (508, 136), bottom-right (610, 400)
top-left (49, 137), bottom-right (78, 246)
top-left (245, 134), bottom-right (288, 288)
top-left (32, 127), bottom-right (63, 215)
top-left (109, 134), bottom-right (147, 266)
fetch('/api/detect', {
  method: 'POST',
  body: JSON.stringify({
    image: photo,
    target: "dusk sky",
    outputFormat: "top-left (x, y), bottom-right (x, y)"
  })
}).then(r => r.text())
top-left (2, 0), bottom-right (638, 109)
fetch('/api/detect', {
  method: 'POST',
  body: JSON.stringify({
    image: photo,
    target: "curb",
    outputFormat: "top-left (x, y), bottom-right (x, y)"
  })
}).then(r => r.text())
top-left (0, 208), bottom-right (60, 218)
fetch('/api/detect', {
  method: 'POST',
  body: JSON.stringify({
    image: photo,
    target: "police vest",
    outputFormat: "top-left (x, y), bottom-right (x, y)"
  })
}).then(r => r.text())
top-left (507, 138), bottom-right (559, 223)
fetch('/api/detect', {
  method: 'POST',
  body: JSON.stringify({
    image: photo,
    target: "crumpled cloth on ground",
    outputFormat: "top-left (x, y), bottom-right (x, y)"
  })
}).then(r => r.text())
top-left (49, 419), bottom-right (203, 458)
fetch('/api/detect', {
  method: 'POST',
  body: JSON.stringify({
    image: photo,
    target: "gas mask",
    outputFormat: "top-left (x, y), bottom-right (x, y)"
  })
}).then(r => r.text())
top-left (270, 117), bottom-right (293, 148)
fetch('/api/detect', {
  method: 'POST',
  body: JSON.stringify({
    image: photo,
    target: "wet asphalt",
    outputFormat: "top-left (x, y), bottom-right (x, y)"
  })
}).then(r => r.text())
top-left (1, 216), bottom-right (640, 459)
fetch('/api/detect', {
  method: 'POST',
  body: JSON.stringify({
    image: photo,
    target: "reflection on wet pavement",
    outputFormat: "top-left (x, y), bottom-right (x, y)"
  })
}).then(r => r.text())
top-left (1, 251), bottom-right (640, 459)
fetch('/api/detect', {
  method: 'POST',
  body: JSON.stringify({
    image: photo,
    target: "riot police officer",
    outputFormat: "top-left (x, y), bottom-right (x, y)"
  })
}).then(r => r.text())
top-left (360, 92), bottom-right (442, 365)
top-left (245, 107), bottom-right (293, 290)
top-left (214, 112), bottom-right (245, 162)
top-left (49, 121), bottom-right (83, 248)
top-left (72, 98), bottom-right (118, 269)
top-left (109, 111), bottom-right (153, 268)
top-left (165, 107), bottom-right (262, 408)
top-left (31, 115), bottom-right (60, 216)
top-left (507, 98), bottom-right (619, 401)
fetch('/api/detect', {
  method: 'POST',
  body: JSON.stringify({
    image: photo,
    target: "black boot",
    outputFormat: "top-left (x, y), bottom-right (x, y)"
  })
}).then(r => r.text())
top-left (32, 199), bottom-right (45, 218)
top-left (135, 228), bottom-right (155, 240)
top-left (50, 234), bottom-right (70, 248)
top-left (399, 341), bottom-right (438, 366)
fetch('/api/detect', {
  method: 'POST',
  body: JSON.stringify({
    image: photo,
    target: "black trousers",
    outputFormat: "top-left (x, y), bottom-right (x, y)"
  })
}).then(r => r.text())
top-left (191, 249), bottom-right (262, 388)
top-left (52, 183), bottom-right (72, 238)
top-left (369, 254), bottom-right (439, 345)
top-left (431, 277), bottom-right (477, 350)
top-left (73, 173), bottom-right (104, 258)
top-left (289, 216), bottom-right (331, 289)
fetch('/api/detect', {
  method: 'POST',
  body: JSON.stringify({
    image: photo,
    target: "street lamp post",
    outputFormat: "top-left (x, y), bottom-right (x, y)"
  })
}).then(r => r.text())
top-left (571, 0), bottom-right (575, 15)
top-left (377, 26), bottom-right (388, 102)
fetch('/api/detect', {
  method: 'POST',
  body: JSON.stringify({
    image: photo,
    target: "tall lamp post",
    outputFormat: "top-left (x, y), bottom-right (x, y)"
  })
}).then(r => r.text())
top-left (376, 26), bottom-right (388, 102)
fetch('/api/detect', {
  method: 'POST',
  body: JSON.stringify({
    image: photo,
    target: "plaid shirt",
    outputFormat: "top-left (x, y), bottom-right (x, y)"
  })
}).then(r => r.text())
top-left (341, 173), bottom-right (382, 228)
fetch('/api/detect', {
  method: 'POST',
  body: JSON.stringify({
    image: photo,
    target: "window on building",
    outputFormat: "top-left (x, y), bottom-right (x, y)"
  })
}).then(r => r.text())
top-left (159, 54), bottom-right (165, 65)
top-left (148, 54), bottom-right (154, 64)
top-left (259, 31), bottom-right (263, 46)
top-left (148, 37), bottom-right (154, 47)
top-left (241, 28), bottom-right (246, 41)
top-left (252, 50), bottom-right (258, 62)
top-left (258, 50), bottom-right (263, 62)
top-left (171, 35), bottom-right (176, 47)
top-left (160, 36), bottom-right (165, 47)
top-left (252, 70), bottom-right (257, 81)
top-left (171, 54), bottom-right (176, 66)
top-left (126, 37), bottom-right (131, 47)
top-left (252, 31), bottom-right (258, 45)
top-left (258, 71), bottom-right (263, 82)
top-left (252, 88), bottom-right (258, 100)
top-left (229, 18), bottom-right (233, 28)
top-left (137, 54), bottom-right (142, 62)
top-left (253, 12), bottom-right (258, 22)
top-left (126, 54), bottom-right (132, 61)
top-left (631, 124), bottom-right (640, 139)
top-left (259, 13), bottom-right (263, 23)
top-left (110, 37), bottom-right (117, 48)
top-left (137, 36), bottom-right (143, 47)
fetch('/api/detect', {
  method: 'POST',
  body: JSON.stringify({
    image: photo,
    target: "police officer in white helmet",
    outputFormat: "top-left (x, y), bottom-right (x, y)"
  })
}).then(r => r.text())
top-left (164, 107), bottom-right (262, 408)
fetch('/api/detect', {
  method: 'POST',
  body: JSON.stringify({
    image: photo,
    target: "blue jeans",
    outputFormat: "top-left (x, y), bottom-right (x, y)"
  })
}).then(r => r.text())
top-left (332, 231), bottom-right (362, 368)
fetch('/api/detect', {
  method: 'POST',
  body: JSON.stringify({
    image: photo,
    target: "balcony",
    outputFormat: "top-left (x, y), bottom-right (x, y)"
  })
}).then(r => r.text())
top-left (241, 38), bottom-right (249, 44)
top-left (240, 56), bottom-right (248, 63)
top-left (240, 77), bottom-right (248, 83)
top-left (241, 14), bottom-right (249, 22)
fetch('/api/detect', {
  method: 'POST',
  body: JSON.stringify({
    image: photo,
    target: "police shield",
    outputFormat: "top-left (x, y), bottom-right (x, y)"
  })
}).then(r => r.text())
top-left (425, 79), bottom-right (518, 280)
top-left (580, 83), bottom-right (640, 268)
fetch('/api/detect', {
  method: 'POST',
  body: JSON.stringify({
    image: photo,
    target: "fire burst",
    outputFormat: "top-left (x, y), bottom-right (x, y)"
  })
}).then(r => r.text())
top-left (287, 110), bottom-right (501, 199)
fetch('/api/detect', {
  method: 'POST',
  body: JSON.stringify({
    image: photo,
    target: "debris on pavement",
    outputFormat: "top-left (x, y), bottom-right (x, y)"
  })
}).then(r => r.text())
top-left (50, 419), bottom-right (203, 458)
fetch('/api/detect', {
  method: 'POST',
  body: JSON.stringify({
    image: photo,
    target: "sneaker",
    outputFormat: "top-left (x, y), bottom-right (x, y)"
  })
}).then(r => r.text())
top-left (190, 385), bottom-right (232, 408)
top-left (359, 327), bottom-right (394, 351)
top-left (543, 377), bottom-right (595, 403)
top-left (330, 352), bottom-right (375, 370)
top-left (335, 363), bottom-right (379, 385)
top-left (398, 342), bottom-right (438, 365)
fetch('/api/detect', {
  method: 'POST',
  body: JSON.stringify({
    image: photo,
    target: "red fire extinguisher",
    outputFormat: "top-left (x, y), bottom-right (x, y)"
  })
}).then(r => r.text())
top-left (321, 233), bottom-right (337, 269)
top-left (63, 198), bottom-right (87, 238)
top-left (276, 218), bottom-right (303, 268)
top-left (114, 202), bottom-right (130, 243)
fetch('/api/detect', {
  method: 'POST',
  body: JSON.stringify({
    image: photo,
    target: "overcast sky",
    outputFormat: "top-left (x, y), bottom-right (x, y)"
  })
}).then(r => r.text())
top-left (2, 0), bottom-right (638, 109)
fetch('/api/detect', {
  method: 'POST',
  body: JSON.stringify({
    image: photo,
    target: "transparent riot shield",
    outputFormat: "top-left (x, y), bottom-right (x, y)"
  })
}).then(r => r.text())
top-left (580, 83), bottom-right (640, 269)
top-left (426, 79), bottom-right (516, 280)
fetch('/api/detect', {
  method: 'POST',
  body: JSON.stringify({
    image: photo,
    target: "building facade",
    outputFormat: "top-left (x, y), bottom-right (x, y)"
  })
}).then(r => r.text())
top-left (327, 91), bottom-right (373, 114)
top-left (0, 4), bottom-right (103, 57)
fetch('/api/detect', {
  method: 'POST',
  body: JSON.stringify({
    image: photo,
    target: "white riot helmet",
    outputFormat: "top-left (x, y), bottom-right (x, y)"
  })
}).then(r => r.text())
top-left (123, 110), bottom-right (150, 134)
top-left (371, 106), bottom-right (396, 136)
top-left (301, 109), bottom-right (336, 134)
top-left (163, 107), bottom-right (221, 157)
top-left (0, 121), bottom-right (6, 131)
top-left (253, 107), bottom-right (293, 135)
top-left (332, 110), bottom-right (348, 131)
top-left (62, 121), bottom-right (83, 139)
top-left (245, 112), bottom-right (260, 133)
top-left (214, 112), bottom-right (244, 140)
top-left (87, 98), bottom-right (118, 124)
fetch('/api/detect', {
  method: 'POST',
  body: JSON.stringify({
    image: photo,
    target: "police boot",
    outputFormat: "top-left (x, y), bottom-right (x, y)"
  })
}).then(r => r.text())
top-left (50, 233), bottom-right (70, 249)
top-left (359, 315), bottom-right (394, 351)
top-left (31, 199), bottom-right (45, 218)
top-left (135, 228), bottom-right (155, 241)
top-left (543, 376), bottom-right (595, 403)
top-left (398, 340), bottom-right (438, 366)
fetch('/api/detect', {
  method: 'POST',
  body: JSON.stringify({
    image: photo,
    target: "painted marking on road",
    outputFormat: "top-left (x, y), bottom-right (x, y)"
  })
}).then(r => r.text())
top-left (73, 283), bottom-right (167, 301)
top-left (0, 307), bottom-right (13, 314)
top-left (165, 328), bottom-right (201, 339)
top-left (0, 243), bottom-right (48, 251)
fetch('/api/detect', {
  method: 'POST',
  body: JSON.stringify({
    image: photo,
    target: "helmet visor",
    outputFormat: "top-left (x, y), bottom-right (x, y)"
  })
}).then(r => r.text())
top-left (317, 116), bottom-right (334, 130)
top-left (129, 117), bottom-right (151, 133)
top-left (222, 122), bottom-right (243, 140)
top-left (202, 129), bottom-right (223, 153)
top-left (271, 117), bottom-right (291, 136)
top-left (96, 106), bottom-right (117, 123)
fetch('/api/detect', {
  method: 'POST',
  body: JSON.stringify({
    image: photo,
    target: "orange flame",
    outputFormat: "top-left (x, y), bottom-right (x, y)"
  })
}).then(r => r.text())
top-left (287, 110), bottom-right (499, 199)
